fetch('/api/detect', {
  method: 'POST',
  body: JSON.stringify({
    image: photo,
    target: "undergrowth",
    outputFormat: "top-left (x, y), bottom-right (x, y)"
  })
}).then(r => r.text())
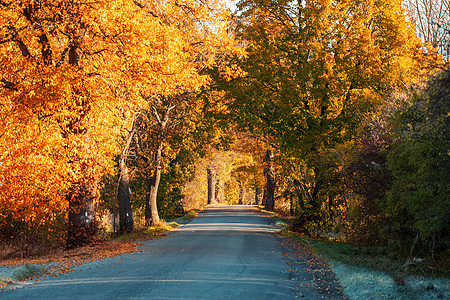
top-left (282, 229), bottom-right (449, 279)
top-left (261, 208), bottom-right (449, 279)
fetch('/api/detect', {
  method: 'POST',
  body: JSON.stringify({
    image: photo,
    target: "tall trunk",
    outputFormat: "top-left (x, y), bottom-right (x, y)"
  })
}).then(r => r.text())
top-left (238, 180), bottom-right (245, 205)
top-left (143, 99), bottom-right (175, 226)
top-left (310, 172), bottom-right (322, 209)
top-left (254, 185), bottom-right (262, 205)
top-left (289, 192), bottom-right (294, 215)
top-left (293, 179), bottom-right (305, 210)
top-left (264, 149), bottom-right (275, 211)
top-left (215, 177), bottom-right (221, 203)
top-left (145, 142), bottom-right (162, 226)
top-left (116, 115), bottom-right (137, 233)
top-left (65, 39), bottom-right (98, 248)
top-left (262, 187), bottom-right (267, 207)
top-left (67, 166), bottom-right (98, 248)
top-left (207, 164), bottom-right (216, 205)
top-left (118, 158), bottom-right (133, 233)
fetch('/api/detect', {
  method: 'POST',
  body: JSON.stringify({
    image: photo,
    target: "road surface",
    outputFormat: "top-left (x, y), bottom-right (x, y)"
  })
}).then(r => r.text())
top-left (2, 205), bottom-right (343, 299)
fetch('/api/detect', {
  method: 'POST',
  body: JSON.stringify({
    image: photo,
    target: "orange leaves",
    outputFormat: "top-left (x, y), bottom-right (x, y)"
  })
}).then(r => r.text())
top-left (1, 0), bottom-right (241, 245)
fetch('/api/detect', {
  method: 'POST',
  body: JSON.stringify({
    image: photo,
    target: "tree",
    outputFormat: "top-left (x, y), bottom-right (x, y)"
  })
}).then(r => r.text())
top-left (116, 114), bottom-right (139, 233)
top-left (264, 149), bottom-right (276, 210)
top-left (0, 0), bottom-right (242, 245)
top-left (229, 0), bottom-right (423, 159)
top-left (207, 164), bottom-right (217, 204)
top-left (0, 0), bottom-right (123, 247)
top-left (405, 0), bottom-right (450, 59)
top-left (385, 65), bottom-right (450, 257)
top-left (219, 0), bottom-right (429, 232)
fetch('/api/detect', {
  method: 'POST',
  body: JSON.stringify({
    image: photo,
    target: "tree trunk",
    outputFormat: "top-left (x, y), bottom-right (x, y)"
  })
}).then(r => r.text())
top-left (118, 158), bottom-right (133, 233)
top-left (207, 164), bottom-right (216, 205)
top-left (214, 177), bottom-right (221, 203)
top-left (254, 185), bottom-right (262, 205)
top-left (117, 116), bottom-right (137, 233)
top-left (64, 39), bottom-right (99, 248)
top-left (238, 180), bottom-right (245, 205)
top-left (67, 171), bottom-right (97, 249)
top-left (264, 149), bottom-right (275, 211)
top-left (145, 143), bottom-right (162, 226)
top-left (293, 179), bottom-right (304, 210)
top-left (289, 192), bottom-right (294, 215)
top-left (262, 187), bottom-right (267, 207)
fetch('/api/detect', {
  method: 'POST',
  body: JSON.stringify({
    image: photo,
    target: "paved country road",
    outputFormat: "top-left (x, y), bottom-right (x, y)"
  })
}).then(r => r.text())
top-left (2, 205), bottom-right (344, 299)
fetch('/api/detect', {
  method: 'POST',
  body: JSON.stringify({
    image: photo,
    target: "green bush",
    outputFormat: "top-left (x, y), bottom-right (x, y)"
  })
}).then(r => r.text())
top-left (384, 66), bottom-right (450, 259)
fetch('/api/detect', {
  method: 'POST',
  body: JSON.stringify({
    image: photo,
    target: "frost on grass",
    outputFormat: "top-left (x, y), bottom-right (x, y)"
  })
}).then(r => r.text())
top-left (329, 261), bottom-right (449, 300)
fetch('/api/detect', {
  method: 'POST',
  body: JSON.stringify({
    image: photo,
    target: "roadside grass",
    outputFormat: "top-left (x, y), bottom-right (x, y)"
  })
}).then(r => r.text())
top-left (177, 208), bottom-right (201, 222)
top-left (262, 209), bottom-right (450, 299)
top-left (113, 221), bottom-right (179, 242)
top-left (261, 208), bottom-right (447, 279)
top-left (281, 230), bottom-right (407, 278)
top-left (0, 264), bottom-right (45, 288)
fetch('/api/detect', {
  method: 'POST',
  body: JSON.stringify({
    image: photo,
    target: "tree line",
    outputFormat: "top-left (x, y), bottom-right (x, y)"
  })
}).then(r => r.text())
top-left (1, 0), bottom-right (448, 266)
top-left (0, 0), bottom-right (242, 249)
top-left (218, 0), bottom-right (449, 262)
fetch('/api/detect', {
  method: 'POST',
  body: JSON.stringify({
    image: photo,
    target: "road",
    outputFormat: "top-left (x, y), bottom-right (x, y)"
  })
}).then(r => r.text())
top-left (2, 205), bottom-right (343, 299)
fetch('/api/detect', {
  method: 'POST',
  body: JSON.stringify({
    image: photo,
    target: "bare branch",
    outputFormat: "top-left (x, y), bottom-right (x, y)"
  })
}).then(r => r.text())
top-left (1, 78), bottom-right (16, 90)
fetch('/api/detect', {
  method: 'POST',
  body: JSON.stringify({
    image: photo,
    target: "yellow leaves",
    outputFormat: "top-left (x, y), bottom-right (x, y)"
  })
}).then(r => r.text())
top-left (1, 0), bottom-right (240, 243)
top-left (220, 64), bottom-right (248, 81)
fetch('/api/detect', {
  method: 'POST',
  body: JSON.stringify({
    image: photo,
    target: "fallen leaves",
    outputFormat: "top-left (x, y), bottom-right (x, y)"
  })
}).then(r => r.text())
top-left (281, 238), bottom-right (345, 297)
top-left (0, 239), bottom-right (142, 291)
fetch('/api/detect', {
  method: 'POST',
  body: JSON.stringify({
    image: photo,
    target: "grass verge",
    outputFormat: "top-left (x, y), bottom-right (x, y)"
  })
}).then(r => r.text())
top-left (259, 208), bottom-right (448, 279)
top-left (176, 208), bottom-right (202, 222)
top-left (113, 221), bottom-right (179, 242)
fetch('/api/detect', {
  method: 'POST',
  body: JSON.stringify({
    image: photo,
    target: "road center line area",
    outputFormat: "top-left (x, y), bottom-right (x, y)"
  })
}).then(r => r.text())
top-left (2, 205), bottom-right (344, 299)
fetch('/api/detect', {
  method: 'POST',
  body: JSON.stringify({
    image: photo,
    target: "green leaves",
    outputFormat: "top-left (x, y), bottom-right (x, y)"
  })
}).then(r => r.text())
top-left (228, 0), bottom-right (422, 160)
top-left (385, 67), bottom-right (450, 251)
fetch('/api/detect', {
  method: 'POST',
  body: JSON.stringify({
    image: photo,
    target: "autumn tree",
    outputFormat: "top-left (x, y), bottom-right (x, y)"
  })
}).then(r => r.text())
top-left (219, 0), bottom-right (426, 221)
top-left (0, 0), bottom-right (122, 247)
top-left (207, 164), bottom-right (217, 204)
top-left (1, 0), bottom-right (242, 245)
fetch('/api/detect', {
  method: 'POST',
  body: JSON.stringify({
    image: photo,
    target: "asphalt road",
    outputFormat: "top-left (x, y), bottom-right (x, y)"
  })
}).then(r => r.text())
top-left (2, 205), bottom-right (343, 299)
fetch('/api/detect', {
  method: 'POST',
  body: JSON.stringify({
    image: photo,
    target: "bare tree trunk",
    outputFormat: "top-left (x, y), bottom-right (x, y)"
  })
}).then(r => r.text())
top-left (143, 98), bottom-right (175, 226)
top-left (289, 192), bottom-right (294, 215)
top-left (293, 179), bottom-right (305, 210)
top-left (262, 187), bottom-right (267, 207)
top-left (254, 185), bottom-right (262, 205)
top-left (238, 180), bottom-right (245, 205)
top-left (207, 164), bottom-right (216, 204)
top-left (215, 177), bottom-right (221, 203)
top-left (264, 149), bottom-right (275, 211)
top-left (117, 115), bottom-right (137, 233)
top-left (67, 168), bottom-right (98, 248)
top-left (118, 159), bottom-right (133, 233)
top-left (145, 143), bottom-right (162, 226)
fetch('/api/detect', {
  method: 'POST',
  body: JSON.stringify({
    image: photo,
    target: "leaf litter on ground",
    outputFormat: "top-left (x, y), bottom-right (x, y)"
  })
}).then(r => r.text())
top-left (0, 225), bottom-right (176, 291)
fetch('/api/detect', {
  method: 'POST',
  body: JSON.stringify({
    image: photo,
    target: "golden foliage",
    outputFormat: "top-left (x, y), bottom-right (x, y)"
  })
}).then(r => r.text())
top-left (0, 0), bottom-right (241, 242)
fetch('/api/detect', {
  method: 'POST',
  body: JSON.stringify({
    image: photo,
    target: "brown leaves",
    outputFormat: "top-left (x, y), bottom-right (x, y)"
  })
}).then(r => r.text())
top-left (0, 239), bottom-right (142, 291)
